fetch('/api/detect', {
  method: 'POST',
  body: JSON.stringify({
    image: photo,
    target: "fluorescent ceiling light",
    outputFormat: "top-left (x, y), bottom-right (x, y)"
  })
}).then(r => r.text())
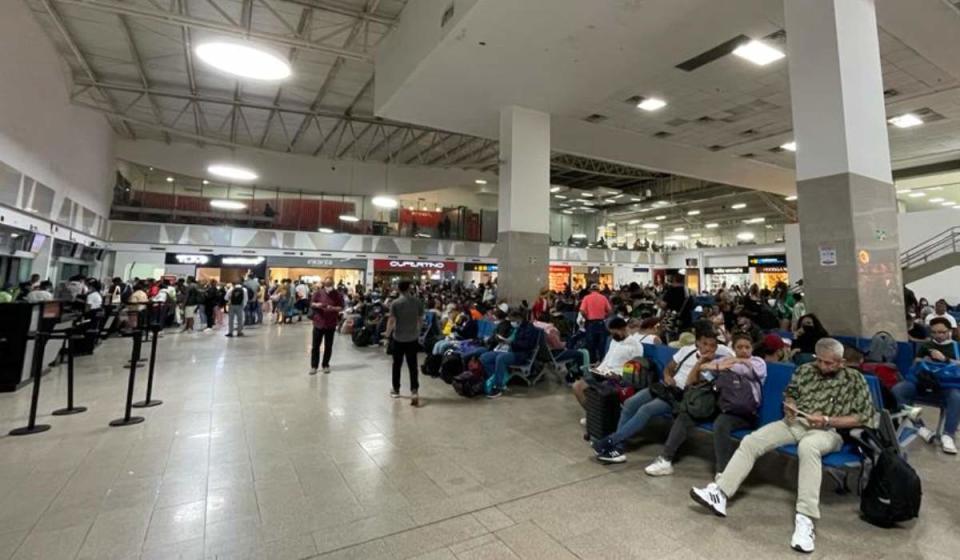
top-left (780, 141), bottom-right (797, 152)
top-left (641, 223), bottom-right (659, 230)
top-left (165, 176), bottom-right (174, 183)
top-left (630, 197), bottom-right (644, 202)
top-left (549, 186), bottom-right (561, 192)
top-left (896, 189), bottom-right (909, 194)
top-left (930, 197), bottom-right (945, 203)
top-left (611, 194), bottom-right (625, 199)
top-left (667, 234), bottom-right (689, 241)
top-left (653, 200), bottom-right (670, 207)
top-left (628, 219), bottom-right (641, 225)
top-left (733, 40), bottom-right (786, 66)
top-left (581, 200), bottom-right (595, 206)
top-left (674, 227), bottom-right (685, 232)
top-left (318, 228), bottom-right (334, 233)
top-left (687, 210), bottom-right (701, 216)
top-left (655, 215), bottom-right (666, 221)
top-left (207, 164), bottom-right (258, 181)
top-left (210, 199), bottom-right (246, 211)
top-left (555, 194), bottom-right (567, 200)
top-left (562, 210), bottom-right (573, 215)
top-left (572, 233), bottom-right (587, 239)
top-left (736, 232), bottom-right (756, 241)
top-left (196, 42), bottom-right (291, 81)
top-left (907, 192), bottom-right (926, 198)
top-left (942, 201), bottom-right (956, 207)
top-left (705, 223), bottom-right (720, 229)
top-left (605, 198), bottom-right (618, 204)
top-left (731, 203), bottom-right (747, 210)
top-left (580, 192), bottom-right (594, 198)
top-left (475, 179), bottom-right (488, 185)
top-left (637, 97), bottom-right (667, 111)
top-left (888, 113), bottom-right (924, 129)
top-left (785, 195), bottom-right (798, 201)
top-left (372, 196), bottom-right (398, 208)
top-left (691, 233), bottom-right (702, 238)
top-left (606, 222), bottom-right (616, 227)
top-left (339, 214), bottom-right (360, 222)
top-left (743, 217), bottom-right (766, 224)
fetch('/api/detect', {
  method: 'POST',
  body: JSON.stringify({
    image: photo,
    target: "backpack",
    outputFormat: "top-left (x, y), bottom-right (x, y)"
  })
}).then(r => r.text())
top-left (452, 358), bottom-right (484, 397)
top-left (865, 331), bottom-right (898, 364)
top-left (857, 415), bottom-right (922, 528)
top-left (621, 357), bottom-right (657, 391)
top-left (230, 287), bottom-right (245, 305)
top-left (440, 350), bottom-right (464, 384)
top-left (675, 382), bottom-right (718, 422)
top-left (715, 367), bottom-right (760, 418)
top-left (421, 354), bottom-right (443, 378)
top-left (351, 326), bottom-right (372, 347)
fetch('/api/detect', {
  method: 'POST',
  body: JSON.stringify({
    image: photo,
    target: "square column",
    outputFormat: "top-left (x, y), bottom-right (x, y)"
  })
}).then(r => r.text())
top-left (496, 106), bottom-right (551, 305)
top-left (785, 0), bottom-right (906, 338)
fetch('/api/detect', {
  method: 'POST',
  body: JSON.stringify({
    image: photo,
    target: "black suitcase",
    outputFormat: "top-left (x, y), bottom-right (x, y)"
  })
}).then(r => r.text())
top-left (584, 383), bottom-right (620, 441)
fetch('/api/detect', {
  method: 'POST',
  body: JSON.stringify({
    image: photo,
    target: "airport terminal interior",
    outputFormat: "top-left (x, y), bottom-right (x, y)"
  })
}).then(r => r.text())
top-left (1, 0), bottom-right (960, 558)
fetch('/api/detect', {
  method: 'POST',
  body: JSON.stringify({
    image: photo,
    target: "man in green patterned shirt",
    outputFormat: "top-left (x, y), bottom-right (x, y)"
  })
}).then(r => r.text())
top-left (690, 338), bottom-right (876, 554)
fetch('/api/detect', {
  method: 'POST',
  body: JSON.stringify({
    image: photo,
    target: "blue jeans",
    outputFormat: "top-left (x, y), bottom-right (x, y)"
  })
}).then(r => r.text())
top-left (479, 351), bottom-right (522, 393)
top-left (584, 320), bottom-right (608, 363)
top-left (608, 388), bottom-right (672, 448)
top-left (553, 349), bottom-right (590, 376)
top-left (433, 339), bottom-right (459, 355)
top-left (891, 380), bottom-right (960, 436)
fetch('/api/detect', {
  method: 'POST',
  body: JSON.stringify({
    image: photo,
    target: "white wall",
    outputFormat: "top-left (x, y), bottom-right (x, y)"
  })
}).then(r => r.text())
top-left (0, 1), bottom-right (115, 218)
top-left (898, 209), bottom-right (960, 303)
top-left (111, 251), bottom-right (165, 281)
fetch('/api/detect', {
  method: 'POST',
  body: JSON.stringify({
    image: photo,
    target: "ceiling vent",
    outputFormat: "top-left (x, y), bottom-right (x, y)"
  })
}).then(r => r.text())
top-left (708, 145), bottom-right (725, 152)
top-left (584, 113), bottom-right (609, 123)
top-left (676, 34), bottom-right (750, 72)
top-left (883, 88), bottom-right (899, 98)
top-left (914, 107), bottom-right (947, 122)
top-left (740, 129), bottom-right (758, 136)
top-left (696, 116), bottom-right (716, 123)
top-left (740, 153), bottom-right (756, 159)
top-left (653, 131), bottom-right (672, 138)
top-left (625, 95), bottom-right (643, 105)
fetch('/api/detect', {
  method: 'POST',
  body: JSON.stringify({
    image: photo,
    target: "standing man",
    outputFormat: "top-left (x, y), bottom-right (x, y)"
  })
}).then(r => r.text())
top-left (580, 283), bottom-right (612, 363)
top-left (226, 282), bottom-right (247, 337)
top-left (309, 277), bottom-right (344, 375)
top-left (384, 280), bottom-right (424, 406)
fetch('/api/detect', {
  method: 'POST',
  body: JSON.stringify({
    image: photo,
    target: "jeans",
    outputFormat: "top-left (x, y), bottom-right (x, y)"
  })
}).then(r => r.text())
top-left (661, 412), bottom-right (753, 470)
top-left (608, 388), bottom-right (672, 447)
top-left (391, 339), bottom-right (420, 393)
top-left (891, 380), bottom-right (960, 436)
top-left (228, 306), bottom-right (244, 335)
top-left (311, 327), bottom-right (335, 369)
top-left (717, 420), bottom-right (842, 519)
top-left (553, 348), bottom-right (590, 377)
top-left (584, 320), bottom-right (608, 363)
top-left (432, 339), bottom-right (460, 355)
top-left (254, 302), bottom-right (263, 324)
top-left (479, 351), bottom-right (523, 393)
top-left (204, 304), bottom-right (216, 329)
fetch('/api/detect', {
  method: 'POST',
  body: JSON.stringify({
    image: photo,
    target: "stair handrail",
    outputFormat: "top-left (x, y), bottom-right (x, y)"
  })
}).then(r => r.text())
top-left (901, 226), bottom-right (960, 269)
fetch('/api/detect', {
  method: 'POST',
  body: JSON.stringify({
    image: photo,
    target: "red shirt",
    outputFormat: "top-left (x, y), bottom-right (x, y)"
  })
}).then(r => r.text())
top-left (579, 291), bottom-right (611, 321)
top-left (311, 289), bottom-right (344, 330)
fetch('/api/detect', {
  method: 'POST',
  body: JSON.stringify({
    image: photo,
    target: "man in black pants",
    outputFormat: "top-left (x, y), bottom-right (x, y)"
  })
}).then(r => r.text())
top-left (309, 278), bottom-right (344, 374)
top-left (385, 281), bottom-right (424, 407)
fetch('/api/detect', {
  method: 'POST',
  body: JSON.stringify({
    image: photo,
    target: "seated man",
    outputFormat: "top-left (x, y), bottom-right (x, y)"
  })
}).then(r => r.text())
top-left (690, 338), bottom-right (876, 554)
top-left (431, 304), bottom-right (479, 355)
top-left (924, 299), bottom-right (958, 332)
top-left (478, 308), bottom-right (540, 398)
top-left (571, 317), bottom-right (644, 412)
top-left (593, 329), bottom-right (732, 464)
top-left (757, 333), bottom-right (788, 363)
top-left (645, 333), bottom-right (766, 476)
top-left (891, 317), bottom-right (960, 454)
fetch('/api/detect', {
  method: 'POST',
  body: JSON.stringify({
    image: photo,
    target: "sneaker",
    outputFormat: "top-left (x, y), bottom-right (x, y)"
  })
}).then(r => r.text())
top-left (322, 367), bottom-right (331, 374)
top-left (411, 394), bottom-right (420, 407)
top-left (591, 437), bottom-right (614, 456)
top-left (579, 417), bottom-right (587, 427)
top-left (790, 513), bottom-right (815, 553)
top-left (390, 390), bottom-right (400, 398)
top-left (644, 456), bottom-right (674, 477)
top-left (237, 332), bottom-right (244, 337)
top-left (308, 368), bottom-right (318, 375)
top-left (942, 434), bottom-right (958, 454)
top-left (225, 333), bottom-right (234, 338)
top-left (689, 483), bottom-right (727, 517)
top-left (903, 406), bottom-right (924, 423)
top-left (917, 426), bottom-right (935, 443)
top-left (204, 328), bottom-right (212, 333)
top-left (486, 390), bottom-right (502, 399)
top-left (596, 448), bottom-right (627, 464)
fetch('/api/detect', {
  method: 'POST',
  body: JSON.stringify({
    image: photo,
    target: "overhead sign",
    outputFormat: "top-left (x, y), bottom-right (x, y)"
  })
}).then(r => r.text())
top-left (175, 254), bottom-right (210, 265)
top-left (166, 253), bottom-right (219, 266)
top-left (222, 256), bottom-right (265, 266)
top-left (756, 266), bottom-right (788, 273)
top-left (267, 257), bottom-right (367, 269)
top-left (549, 265), bottom-right (571, 274)
top-left (374, 259), bottom-right (457, 272)
top-left (747, 254), bottom-right (787, 267)
top-left (464, 263), bottom-right (498, 272)
top-left (705, 267), bottom-right (748, 275)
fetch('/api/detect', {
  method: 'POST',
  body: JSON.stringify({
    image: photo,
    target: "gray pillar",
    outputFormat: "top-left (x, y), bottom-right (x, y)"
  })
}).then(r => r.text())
top-left (785, 0), bottom-right (906, 338)
top-left (496, 106), bottom-right (550, 306)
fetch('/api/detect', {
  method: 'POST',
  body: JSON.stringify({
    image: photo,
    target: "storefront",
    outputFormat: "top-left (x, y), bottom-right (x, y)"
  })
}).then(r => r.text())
top-left (571, 266), bottom-right (614, 292)
top-left (704, 266), bottom-right (750, 291)
top-left (267, 257), bottom-right (367, 287)
top-left (373, 259), bottom-right (458, 285)
top-left (164, 253), bottom-right (267, 284)
top-left (548, 265), bottom-right (571, 292)
top-left (462, 263), bottom-right (498, 286)
top-left (613, 266), bottom-right (650, 288)
top-left (748, 254), bottom-right (789, 290)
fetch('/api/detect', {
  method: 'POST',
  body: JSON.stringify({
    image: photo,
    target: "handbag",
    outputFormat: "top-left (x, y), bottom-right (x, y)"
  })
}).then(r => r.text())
top-left (675, 382), bottom-right (718, 422)
top-left (908, 342), bottom-right (960, 392)
top-left (649, 347), bottom-right (696, 406)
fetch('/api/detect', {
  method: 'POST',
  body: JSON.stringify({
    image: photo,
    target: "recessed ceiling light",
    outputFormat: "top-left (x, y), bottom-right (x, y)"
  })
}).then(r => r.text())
top-left (207, 164), bottom-right (258, 181)
top-left (780, 141), bottom-right (797, 152)
top-left (736, 232), bottom-right (756, 241)
top-left (641, 223), bottom-right (659, 230)
top-left (318, 228), bottom-right (334, 233)
top-left (196, 42), bottom-right (291, 81)
top-left (941, 201), bottom-right (956, 207)
top-left (930, 197), bottom-right (945, 203)
top-left (655, 215), bottom-right (666, 220)
top-left (572, 233), bottom-right (588, 239)
top-left (743, 217), bottom-right (766, 224)
top-left (555, 194), bottom-right (567, 200)
top-left (666, 234), bottom-right (689, 241)
top-left (652, 200), bottom-right (670, 207)
top-left (639, 208), bottom-right (652, 213)
top-left (888, 113), bottom-right (924, 128)
top-left (562, 210), bottom-right (573, 215)
top-left (580, 192), bottom-right (594, 198)
top-left (691, 233), bottom-right (702, 238)
top-left (372, 196), bottom-right (398, 208)
top-left (630, 197), bottom-right (644, 202)
top-left (582, 200), bottom-right (595, 206)
top-left (550, 186), bottom-right (561, 193)
top-left (908, 192), bottom-right (926, 198)
top-left (210, 199), bottom-right (246, 211)
top-left (339, 214), bottom-right (359, 222)
top-left (202, 179), bottom-right (210, 185)
top-left (896, 189), bottom-right (910, 194)
top-left (705, 223), bottom-right (720, 229)
top-left (687, 210), bottom-right (701, 216)
top-left (605, 198), bottom-right (618, 204)
top-left (731, 203), bottom-right (747, 210)
top-left (637, 97), bottom-right (667, 111)
top-left (475, 179), bottom-right (488, 185)
top-left (785, 195), bottom-right (798, 201)
top-left (165, 177), bottom-right (174, 182)
top-left (674, 227), bottom-right (685, 232)
top-left (732, 40), bottom-right (786, 66)
top-left (628, 219), bottom-right (641, 225)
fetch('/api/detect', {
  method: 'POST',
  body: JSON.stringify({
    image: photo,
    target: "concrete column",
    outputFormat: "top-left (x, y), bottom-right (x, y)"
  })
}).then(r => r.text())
top-left (785, 0), bottom-right (906, 338)
top-left (496, 106), bottom-right (551, 305)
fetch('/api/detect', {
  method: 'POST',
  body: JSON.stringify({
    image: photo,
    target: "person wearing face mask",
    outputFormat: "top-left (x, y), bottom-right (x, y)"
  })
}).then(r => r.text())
top-left (477, 308), bottom-right (540, 399)
top-left (571, 317), bottom-right (643, 412)
top-left (793, 313), bottom-right (829, 356)
top-left (309, 277), bottom-right (344, 375)
top-left (733, 315), bottom-right (761, 345)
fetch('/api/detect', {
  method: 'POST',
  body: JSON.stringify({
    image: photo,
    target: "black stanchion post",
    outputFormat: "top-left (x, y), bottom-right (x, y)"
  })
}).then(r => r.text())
top-left (132, 324), bottom-right (162, 408)
top-left (9, 332), bottom-right (52, 436)
top-left (52, 328), bottom-right (87, 416)
top-left (110, 329), bottom-right (145, 427)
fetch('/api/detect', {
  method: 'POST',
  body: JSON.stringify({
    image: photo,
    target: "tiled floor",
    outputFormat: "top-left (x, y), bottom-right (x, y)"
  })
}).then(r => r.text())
top-left (0, 320), bottom-right (956, 560)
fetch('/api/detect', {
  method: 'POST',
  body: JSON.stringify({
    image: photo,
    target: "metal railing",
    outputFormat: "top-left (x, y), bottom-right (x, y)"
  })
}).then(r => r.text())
top-left (901, 226), bottom-right (960, 269)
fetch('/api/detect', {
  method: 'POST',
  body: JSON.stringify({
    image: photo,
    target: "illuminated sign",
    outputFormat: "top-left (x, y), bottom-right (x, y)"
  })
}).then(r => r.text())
top-left (464, 263), bottom-right (498, 272)
top-left (175, 254), bottom-right (210, 265)
top-left (222, 256), bottom-right (265, 266)
top-left (705, 267), bottom-right (748, 275)
top-left (549, 265), bottom-right (571, 274)
top-left (374, 259), bottom-right (456, 272)
top-left (747, 254), bottom-right (787, 267)
top-left (756, 266), bottom-right (788, 273)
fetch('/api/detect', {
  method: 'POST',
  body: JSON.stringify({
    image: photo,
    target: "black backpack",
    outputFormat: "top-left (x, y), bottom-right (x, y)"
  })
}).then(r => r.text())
top-left (230, 287), bottom-right (245, 305)
top-left (857, 413), bottom-right (922, 528)
top-left (421, 354), bottom-right (443, 378)
top-left (352, 326), bottom-right (373, 347)
top-left (440, 350), bottom-right (464, 384)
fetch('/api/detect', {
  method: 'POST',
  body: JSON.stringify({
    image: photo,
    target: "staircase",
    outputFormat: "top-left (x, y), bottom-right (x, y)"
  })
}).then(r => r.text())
top-left (901, 227), bottom-right (960, 283)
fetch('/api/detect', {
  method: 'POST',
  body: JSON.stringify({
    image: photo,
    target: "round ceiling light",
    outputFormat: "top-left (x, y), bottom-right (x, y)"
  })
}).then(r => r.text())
top-left (195, 42), bottom-right (291, 81)
top-left (372, 196), bottom-right (398, 209)
top-left (210, 199), bottom-right (246, 211)
top-left (737, 232), bottom-right (756, 241)
top-left (339, 214), bottom-right (360, 222)
top-left (207, 164), bottom-right (258, 181)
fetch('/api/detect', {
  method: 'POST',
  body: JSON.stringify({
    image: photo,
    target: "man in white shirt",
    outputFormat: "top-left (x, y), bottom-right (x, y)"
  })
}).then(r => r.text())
top-left (572, 318), bottom-right (643, 409)
top-left (594, 329), bottom-right (732, 463)
top-left (925, 299), bottom-right (958, 330)
top-left (25, 281), bottom-right (54, 303)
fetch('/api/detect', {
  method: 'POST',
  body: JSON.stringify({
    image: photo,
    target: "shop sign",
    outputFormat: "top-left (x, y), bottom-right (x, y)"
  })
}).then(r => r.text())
top-left (685, 258), bottom-right (698, 267)
top-left (747, 254), bottom-right (787, 267)
top-left (464, 263), bottom-right (498, 272)
top-left (756, 266), bottom-right (788, 273)
top-left (222, 256), bottom-right (265, 266)
top-left (705, 267), bottom-right (748, 275)
top-left (632, 267), bottom-right (649, 273)
top-left (165, 253), bottom-right (219, 266)
top-left (267, 257), bottom-right (367, 269)
top-left (374, 259), bottom-right (456, 272)
top-left (549, 265), bottom-right (571, 274)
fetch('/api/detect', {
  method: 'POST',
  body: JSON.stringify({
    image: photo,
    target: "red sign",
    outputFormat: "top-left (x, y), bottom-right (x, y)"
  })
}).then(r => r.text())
top-left (549, 265), bottom-right (571, 273)
top-left (374, 259), bottom-right (457, 272)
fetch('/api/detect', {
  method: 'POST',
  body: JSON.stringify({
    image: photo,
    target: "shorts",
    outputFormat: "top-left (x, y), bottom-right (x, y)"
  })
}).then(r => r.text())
top-left (184, 305), bottom-right (196, 319)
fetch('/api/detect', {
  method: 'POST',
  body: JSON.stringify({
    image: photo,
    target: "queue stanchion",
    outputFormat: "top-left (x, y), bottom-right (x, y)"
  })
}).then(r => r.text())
top-left (9, 331), bottom-right (52, 436)
top-left (52, 326), bottom-right (87, 416)
top-left (132, 318), bottom-right (162, 408)
top-left (110, 329), bottom-right (145, 427)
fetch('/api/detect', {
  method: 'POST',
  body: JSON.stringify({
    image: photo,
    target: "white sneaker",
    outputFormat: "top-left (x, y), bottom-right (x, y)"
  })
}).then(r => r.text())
top-left (322, 366), bottom-right (331, 374)
top-left (644, 456), bottom-right (674, 477)
top-left (916, 426), bottom-right (935, 443)
top-left (790, 513), bottom-right (815, 553)
top-left (579, 417), bottom-right (587, 427)
top-left (942, 434), bottom-right (958, 455)
top-left (689, 483), bottom-right (727, 517)
top-left (308, 368), bottom-right (318, 375)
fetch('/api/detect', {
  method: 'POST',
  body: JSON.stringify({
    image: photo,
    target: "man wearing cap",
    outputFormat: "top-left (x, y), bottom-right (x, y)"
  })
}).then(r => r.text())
top-left (759, 333), bottom-right (789, 363)
top-left (580, 284), bottom-right (612, 363)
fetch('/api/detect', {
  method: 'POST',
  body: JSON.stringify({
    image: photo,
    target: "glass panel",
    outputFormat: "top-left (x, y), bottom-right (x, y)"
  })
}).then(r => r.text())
top-left (58, 197), bottom-right (74, 224)
top-left (30, 182), bottom-right (55, 217)
top-left (0, 161), bottom-right (20, 207)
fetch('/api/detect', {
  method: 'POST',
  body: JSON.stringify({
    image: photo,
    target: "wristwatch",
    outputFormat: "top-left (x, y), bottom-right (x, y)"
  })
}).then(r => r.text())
top-left (824, 416), bottom-right (831, 428)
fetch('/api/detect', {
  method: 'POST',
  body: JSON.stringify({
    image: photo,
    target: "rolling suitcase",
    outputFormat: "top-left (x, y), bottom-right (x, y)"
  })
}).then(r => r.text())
top-left (584, 383), bottom-right (620, 441)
